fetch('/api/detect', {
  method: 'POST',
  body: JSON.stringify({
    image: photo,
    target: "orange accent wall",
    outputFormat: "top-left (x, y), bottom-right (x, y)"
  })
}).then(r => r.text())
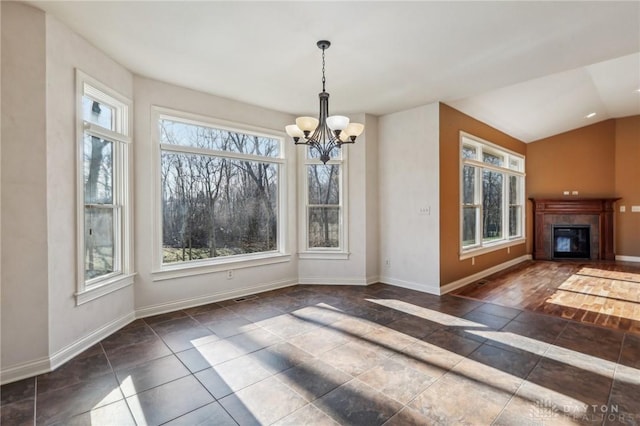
top-left (440, 106), bottom-right (639, 286)
top-left (527, 117), bottom-right (639, 257)
top-left (615, 116), bottom-right (640, 257)
top-left (527, 120), bottom-right (616, 198)
top-left (439, 104), bottom-right (528, 286)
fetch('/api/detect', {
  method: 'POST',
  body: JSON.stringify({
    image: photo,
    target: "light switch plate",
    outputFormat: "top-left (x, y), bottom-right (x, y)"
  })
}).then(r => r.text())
top-left (620, 206), bottom-right (626, 212)
top-left (632, 206), bottom-right (640, 213)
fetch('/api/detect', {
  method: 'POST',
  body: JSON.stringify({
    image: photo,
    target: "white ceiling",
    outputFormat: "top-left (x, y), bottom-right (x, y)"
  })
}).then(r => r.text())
top-left (27, 1), bottom-right (640, 142)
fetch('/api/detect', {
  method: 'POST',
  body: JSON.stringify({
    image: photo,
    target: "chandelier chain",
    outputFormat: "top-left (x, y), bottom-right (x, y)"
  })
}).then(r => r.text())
top-left (321, 46), bottom-right (326, 92)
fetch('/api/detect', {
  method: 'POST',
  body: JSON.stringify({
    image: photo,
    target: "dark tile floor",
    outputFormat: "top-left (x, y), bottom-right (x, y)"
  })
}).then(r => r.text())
top-left (2, 284), bottom-right (639, 425)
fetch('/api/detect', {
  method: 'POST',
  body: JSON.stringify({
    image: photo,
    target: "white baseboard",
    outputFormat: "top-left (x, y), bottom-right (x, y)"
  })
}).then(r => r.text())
top-left (440, 254), bottom-right (531, 295)
top-left (378, 275), bottom-right (441, 295)
top-left (1, 311), bottom-right (135, 385)
top-left (49, 312), bottom-right (135, 371)
top-left (616, 255), bottom-right (640, 263)
top-left (136, 278), bottom-right (298, 319)
top-left (0, 356), bottom-right (51, 385)
top-left (366, 275), bottom-right (380, 285)
top-left (298, 276), bottom-right (369, 286)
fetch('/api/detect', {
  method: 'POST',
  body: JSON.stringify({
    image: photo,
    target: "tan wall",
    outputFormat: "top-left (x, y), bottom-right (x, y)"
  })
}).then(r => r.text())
top-left (614, 116), bottom-right (640, 257)
top-left (527, 120), bottom-right (616, 198)
top-left (439, 104), bottom-right (528, 286)
top-left (527, 117), bottom-right (639, 258)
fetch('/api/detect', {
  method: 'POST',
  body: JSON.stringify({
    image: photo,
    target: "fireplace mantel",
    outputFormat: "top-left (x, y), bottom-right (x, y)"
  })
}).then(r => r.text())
top-left (530, 197), bottom-right (620, 260)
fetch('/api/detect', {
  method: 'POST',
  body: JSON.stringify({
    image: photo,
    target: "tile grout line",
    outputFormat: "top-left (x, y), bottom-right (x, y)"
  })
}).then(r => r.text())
top-left (602, 332), bottom-right (628, 424)
top-left (32, 376), bottom-right (37, 426)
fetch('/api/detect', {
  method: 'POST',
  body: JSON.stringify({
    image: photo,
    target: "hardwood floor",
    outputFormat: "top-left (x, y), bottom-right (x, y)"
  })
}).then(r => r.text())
top-left (452, 260), bottom-right (640, 335)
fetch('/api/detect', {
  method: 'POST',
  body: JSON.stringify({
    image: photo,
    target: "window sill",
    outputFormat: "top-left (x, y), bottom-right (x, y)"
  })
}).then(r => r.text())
top-left (152, 252), bottom-right (291, 282)
top-left (76, 273), bottom-right (135, 305)
top-left (460, 238), bottom-right (525, 260)
top-left (298, 251), bottom-right (350, 260)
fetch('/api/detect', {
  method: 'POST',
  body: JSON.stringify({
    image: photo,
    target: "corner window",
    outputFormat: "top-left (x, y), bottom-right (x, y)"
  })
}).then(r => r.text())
top-left (153, 109), bottom-right (287, 277)
top-left (300, 147), bottom-right (348, 258)
top-left (76, 71), bottom-right (133, 304)
top-left (460, 132), bottom-right (525, 258)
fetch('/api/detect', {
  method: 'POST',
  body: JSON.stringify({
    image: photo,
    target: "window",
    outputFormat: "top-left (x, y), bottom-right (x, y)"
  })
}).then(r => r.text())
top-left (460, 132), bottom-right (525, 257)
top-left (300, 146), bottom-right (348, 258)
top-left (154, 110), bottom-right (286, 275)
top-left (76, 71), bottom-right (133, 304)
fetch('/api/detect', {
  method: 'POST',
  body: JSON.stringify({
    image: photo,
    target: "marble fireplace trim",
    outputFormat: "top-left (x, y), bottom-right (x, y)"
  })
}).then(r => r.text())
top-left (543, 214), bottom-right (599, 260)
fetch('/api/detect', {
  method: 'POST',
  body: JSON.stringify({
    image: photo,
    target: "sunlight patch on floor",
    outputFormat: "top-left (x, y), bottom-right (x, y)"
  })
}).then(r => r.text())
top-left (577, 267), bottom-right (640, 283)
top-left (560, 273), bottom-right (640, 303)
top-left (366, 298), bottom-right (487, 328)
top-left (546, 289), bottom-right (640, 322)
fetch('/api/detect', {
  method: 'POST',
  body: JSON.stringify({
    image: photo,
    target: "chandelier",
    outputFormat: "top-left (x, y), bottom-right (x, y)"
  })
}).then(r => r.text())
top-left (285, 40), bottom-right (364, 164)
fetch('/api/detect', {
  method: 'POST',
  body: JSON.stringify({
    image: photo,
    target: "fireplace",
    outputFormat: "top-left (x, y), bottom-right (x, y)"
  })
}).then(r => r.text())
top-left (552, 225), bottom-right (590, 259)
top-left (530, 197), bottom-right (619, 260)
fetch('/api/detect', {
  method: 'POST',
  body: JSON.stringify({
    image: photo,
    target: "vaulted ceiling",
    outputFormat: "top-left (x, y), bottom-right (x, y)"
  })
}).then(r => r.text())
top-left (28, 1), bottom-right (640, 142)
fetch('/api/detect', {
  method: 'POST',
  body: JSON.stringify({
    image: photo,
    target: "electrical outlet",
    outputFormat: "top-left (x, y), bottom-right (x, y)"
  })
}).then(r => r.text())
top-left (227, 270), bottom-right (234, 279)
top-left (385, 259), bottom-right (391, 268)
top-left (418, 206), bottom-right (430, 215)
top-left (620, 205), bottom-right (626, 213)
top-left (563, 191), bottom-right (570, 195)
top-left (572, 191), bottom-right (579, 195)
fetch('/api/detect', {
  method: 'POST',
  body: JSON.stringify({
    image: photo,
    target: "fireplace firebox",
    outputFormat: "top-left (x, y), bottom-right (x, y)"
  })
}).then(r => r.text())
top-left (552, 225), bottom-right (590, 259)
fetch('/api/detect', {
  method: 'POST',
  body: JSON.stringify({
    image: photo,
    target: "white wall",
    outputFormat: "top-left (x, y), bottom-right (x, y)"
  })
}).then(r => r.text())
top-left (364, 114), bottom-right (380, 282)
top-left (297, 113), bottom-right (379, 285)
top-left (1, 2), bottom-right (50, 378)
top-left (133, 76), bottom-right (299, 315)
top-left (1, 3), bottom-right (138, 383)
top-left (0, 1), bottom-right (441, 384)
top-left (378, 103), bottom-right (440, 293)
top-left (45, 14), bottom-right (135, 362)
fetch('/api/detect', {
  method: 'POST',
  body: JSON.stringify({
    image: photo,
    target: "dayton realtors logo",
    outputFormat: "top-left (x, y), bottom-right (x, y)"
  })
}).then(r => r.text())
top-left (530, 400), bottom-right (636, 423)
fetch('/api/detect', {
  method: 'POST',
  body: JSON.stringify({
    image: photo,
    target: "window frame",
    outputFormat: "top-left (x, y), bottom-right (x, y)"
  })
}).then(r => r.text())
top-left (298, 145), bottom-right (349, 260)
top-left (75, 70), bottom-right (134, 305)
top-left (459, 131), bottom-right (525, 259)
top-left (151, 107), bottom-right (290, 280)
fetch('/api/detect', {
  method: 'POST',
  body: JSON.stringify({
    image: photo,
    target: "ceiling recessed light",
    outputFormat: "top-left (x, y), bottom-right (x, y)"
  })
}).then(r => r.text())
top-left (585, 112), bottom-right (597, 118)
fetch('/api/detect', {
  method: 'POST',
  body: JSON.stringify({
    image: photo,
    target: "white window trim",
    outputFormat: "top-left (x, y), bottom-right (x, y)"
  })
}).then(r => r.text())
top-left (150, 106), bottom-right (289, 279)
top-left (459, 132), bottom-right (526, 259)
top-left (297, 145), bottom-right (350, 259)
top-left (75, 70), bottom-right (134, 305)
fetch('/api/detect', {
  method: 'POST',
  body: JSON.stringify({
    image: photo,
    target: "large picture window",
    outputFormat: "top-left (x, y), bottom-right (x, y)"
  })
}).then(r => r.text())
top-left (76, 71), bottom-right (133, 304)
top-left (460, 132), bottom-right (525, 257)
top-left (157, 113), bottom-right (285, 270)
